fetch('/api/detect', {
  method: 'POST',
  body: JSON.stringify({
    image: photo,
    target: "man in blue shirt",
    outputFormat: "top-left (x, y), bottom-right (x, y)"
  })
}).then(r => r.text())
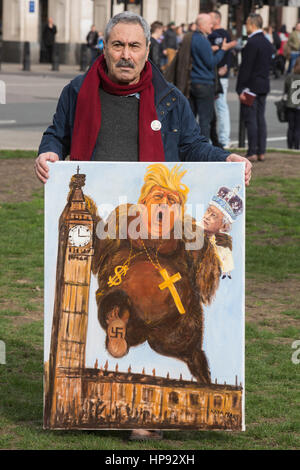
top-left (190, 13), bottom-right (235, 140)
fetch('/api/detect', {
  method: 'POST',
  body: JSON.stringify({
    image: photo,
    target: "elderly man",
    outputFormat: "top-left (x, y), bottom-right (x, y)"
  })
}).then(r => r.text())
top-left (35, 12), bottom-right (251, 186)
top-left (36, 11), bottom-right (251, 441)
top-left (189, 13), bottom-right (236, 141)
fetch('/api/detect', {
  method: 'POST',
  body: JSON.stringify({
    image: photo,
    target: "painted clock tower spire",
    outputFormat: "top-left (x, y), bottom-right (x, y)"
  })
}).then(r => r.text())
top-left (45, 167), bottom-right (95, 428)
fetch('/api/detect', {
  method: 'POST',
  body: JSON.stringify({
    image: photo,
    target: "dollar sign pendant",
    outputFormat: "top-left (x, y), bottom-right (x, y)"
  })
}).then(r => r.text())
top-left (108, 265), bottom-right (129, 287)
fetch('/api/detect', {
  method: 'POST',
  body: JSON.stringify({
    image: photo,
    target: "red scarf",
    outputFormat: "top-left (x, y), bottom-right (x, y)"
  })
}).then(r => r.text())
top-left (70, 54), bottom-right (165, 162)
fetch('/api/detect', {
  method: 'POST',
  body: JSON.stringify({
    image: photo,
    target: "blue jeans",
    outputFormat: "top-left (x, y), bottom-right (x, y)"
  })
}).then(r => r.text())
top-left (190, 83), bottom-right (215, 140)
top-left (215, 78), bottom-right (230, 147)
top-left (288, 52), bottom-right (300, 73)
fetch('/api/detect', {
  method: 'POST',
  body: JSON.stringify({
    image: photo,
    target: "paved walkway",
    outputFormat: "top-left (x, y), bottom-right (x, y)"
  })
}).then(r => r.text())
top-left (0, 63), bottom-right (85, 150)
top-left (0, 62), bottom-right (84, 79)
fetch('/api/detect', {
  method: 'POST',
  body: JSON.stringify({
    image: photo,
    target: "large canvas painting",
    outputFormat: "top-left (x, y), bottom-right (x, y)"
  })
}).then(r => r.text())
top-left (44, 161), bottom-right (245, 431)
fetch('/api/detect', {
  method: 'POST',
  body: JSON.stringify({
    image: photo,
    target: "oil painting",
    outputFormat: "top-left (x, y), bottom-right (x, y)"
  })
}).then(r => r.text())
top-left (44, 161), bottom-right (245, 431)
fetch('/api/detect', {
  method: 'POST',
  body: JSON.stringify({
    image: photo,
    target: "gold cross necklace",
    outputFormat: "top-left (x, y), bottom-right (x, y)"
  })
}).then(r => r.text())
top-left (141, 240), bottom-right (186, 315)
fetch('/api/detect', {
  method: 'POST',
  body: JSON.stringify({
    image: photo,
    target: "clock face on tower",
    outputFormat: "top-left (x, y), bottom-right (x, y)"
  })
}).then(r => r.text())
top-left (68, 225), bottom-right (91, 247)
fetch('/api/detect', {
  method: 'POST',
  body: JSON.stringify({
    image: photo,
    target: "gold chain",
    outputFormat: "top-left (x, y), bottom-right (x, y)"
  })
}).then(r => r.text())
top-left (141, 239), bottom-right (163, 271)
top-left (106, 239), bottom-right (164, 288)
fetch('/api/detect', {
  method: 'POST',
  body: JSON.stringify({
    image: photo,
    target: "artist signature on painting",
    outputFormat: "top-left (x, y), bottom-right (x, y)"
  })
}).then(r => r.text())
top-left (0, 340), bottom-right (6, 365)
top-left (291, 340), bottom-right (300, 365)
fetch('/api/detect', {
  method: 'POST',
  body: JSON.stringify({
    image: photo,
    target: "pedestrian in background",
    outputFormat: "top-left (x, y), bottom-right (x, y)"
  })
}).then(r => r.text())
top-left (188, 22), bottom-right (196, 32)
top-left (209, 10), bottom-right (234, 148)
top-left (277, 24), bottom-right (289, 75)
top-left (236, 13), bottom-right (273, 162)
top-left (287, 22), bottom-right (300, 73)
top-left (42, 17), bottom-right (57, 63)
top-left (87, 25), bottom-right (99, 65)
top-left (263, 25), bottom-right (281, 78)
top-left (149, 21), bottom-right (164, 70)
top-left (284, 56), bottom-right (300, 149)
top-left (175, 25), bottom-right (184, 48)
top-left (96, 31), bottom-right (104, 57)
top-left (190, 13), bottom-right (235, 141)
top-left (162, 21), bottom-right (178, 67)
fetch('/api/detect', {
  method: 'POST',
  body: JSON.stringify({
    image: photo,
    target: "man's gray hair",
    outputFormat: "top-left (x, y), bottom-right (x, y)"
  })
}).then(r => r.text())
top-left (105, 12), bottom-right (151, 46)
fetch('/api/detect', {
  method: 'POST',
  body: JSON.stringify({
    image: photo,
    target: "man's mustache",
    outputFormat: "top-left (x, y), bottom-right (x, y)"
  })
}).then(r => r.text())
top-left (116, 59), bottom-right (135, 69)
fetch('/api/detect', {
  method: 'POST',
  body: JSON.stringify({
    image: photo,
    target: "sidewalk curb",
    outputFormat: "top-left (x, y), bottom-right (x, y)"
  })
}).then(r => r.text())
top-left (0, 63), bottom-right (84, 79)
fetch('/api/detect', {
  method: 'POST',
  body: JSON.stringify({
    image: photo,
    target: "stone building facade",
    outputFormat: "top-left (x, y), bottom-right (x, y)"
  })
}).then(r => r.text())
top-left (1, 0), bottom-right (299, 65)
top-left (44, 362), bottom-right (243, 430)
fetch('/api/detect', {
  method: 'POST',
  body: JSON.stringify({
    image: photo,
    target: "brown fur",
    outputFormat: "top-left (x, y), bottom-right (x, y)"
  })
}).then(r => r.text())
top-left (92, 204), bottom-right (221, 384)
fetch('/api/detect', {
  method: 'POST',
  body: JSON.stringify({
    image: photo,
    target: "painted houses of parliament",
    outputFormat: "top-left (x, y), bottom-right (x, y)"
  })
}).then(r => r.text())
top-left (43, 168), bottom-right (243, 430)
top-left (1, 1), bottom-right (300, 64)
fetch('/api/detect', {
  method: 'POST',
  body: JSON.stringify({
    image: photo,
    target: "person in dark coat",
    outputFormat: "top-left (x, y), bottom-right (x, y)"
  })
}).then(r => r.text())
top-left (43, 17), bottom-right (57, 63)
top-left (162, 22), bottom-right (178, 66)
top-left (236, 13), bottom-right (274, 162)
top-left (149, 21), bottom-right (164, 70)
top-left (87, 25), bottom-right (99, 65)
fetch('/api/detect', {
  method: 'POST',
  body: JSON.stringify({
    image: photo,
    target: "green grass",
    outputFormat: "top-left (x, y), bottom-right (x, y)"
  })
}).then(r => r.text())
top-left (246, 177), bottom-right (300, 279)
top-left (0, 150), bottom-right (37, 160)
top-left (0, 162), bottom-right (299, 450)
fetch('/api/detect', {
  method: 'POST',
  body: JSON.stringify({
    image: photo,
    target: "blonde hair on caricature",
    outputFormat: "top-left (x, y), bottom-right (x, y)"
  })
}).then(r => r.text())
top-left (138, 164), bottom-right (189, 205)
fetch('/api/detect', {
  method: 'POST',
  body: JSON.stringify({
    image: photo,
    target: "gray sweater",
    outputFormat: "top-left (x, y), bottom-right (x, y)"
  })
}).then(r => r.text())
top-left (94, 88), bottom-right (139, 161)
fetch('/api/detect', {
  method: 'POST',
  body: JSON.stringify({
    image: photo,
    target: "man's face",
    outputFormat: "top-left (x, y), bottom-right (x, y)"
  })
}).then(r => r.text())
top-left (209, 12), bottom-right (218, 29)
top-left (198, 15), bottom-right (213, 35)
top-left (141, 185), bottom-right (182, 238)
top-left (156, 26), bottom-right (163, 37)
top-left (104, 22), bottom-right (150, 85)
top-left (202, 205), bottom-right (226, 235)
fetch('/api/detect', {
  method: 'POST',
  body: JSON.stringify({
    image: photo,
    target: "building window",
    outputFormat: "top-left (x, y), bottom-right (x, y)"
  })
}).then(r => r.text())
top-left (213, 395), bottom-right (223, 408)
top-left (168, 391), bottom-right (179, 405)
top-left (118, 384), bottom-right (126, 400)
top-left (190, 393), bottom-right (199, 406)
top-left (232, 393), bottom-right (239, 409)
top-left (142, 387), bottom-right (154, 402)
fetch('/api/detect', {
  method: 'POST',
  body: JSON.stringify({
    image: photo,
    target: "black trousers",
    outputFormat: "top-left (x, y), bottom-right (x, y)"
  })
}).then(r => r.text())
top-left (287, 108), bottom-right (300, 150)
top-left (189, 83), bottom-right (215, 140)
top-left (241, 94), bottom-right (267, 156)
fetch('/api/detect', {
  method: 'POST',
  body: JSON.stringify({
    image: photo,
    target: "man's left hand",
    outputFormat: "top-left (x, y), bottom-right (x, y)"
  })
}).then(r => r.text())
top-left (226, 154), bottom-right (252, 186)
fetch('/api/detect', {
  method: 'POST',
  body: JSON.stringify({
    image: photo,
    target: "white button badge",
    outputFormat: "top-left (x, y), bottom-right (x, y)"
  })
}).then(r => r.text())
top-left (151, 120), bottom-right (162, 131)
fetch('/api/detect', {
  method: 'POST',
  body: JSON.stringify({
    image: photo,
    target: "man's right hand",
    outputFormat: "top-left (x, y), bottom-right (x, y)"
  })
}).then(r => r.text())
top-left (35, 152), bottom-right (59, 184)
top-left (221, 38), bottom-right (237, 52)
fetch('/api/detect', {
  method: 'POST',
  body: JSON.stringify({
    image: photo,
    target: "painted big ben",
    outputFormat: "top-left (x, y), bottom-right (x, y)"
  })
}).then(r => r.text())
top-left (44, 167), bottom-right (94, 428)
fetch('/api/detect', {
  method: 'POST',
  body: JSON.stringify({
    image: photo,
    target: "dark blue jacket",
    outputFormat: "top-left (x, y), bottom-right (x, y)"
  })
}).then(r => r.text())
top-left (38, 62), bottom-right (230, 162)
top-left (236, 31), bottom-right (274, 95)
top-left (190, 31), bottom-right (225, 85)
